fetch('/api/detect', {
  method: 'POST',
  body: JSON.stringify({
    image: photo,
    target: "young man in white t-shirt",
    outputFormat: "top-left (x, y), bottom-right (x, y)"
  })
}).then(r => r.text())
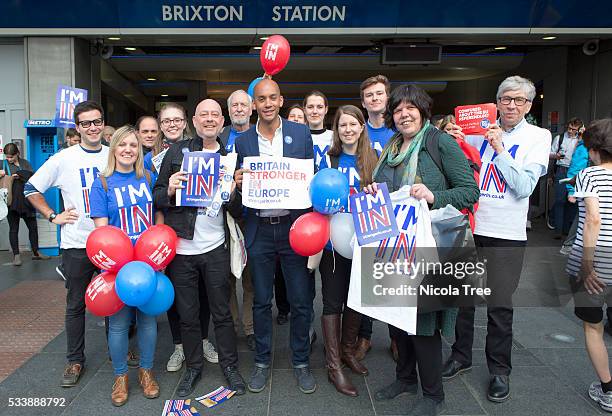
top-left (442, 76), bottom-right (551, 403)
top-left (25, 101), bottom-right (109, 388)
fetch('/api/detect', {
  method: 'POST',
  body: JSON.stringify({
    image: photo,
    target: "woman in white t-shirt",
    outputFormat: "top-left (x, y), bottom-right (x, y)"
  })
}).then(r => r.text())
top-left (566, 119), bottom-right (612, 413)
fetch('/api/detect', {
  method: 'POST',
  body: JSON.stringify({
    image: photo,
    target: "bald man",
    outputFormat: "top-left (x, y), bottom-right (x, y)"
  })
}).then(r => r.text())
top-left (234, 79), bottom-right (317, 394)
top-left (153, 98), bottom-right (246, 397)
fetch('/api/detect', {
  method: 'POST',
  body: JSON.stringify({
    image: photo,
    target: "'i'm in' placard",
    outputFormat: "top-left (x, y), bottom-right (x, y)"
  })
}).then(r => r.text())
top-left (349, 182), bottom-right (399, 246)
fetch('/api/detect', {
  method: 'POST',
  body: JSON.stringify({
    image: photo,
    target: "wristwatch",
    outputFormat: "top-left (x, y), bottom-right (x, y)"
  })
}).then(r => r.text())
top-left (48, 213), bottom-right (57, 223)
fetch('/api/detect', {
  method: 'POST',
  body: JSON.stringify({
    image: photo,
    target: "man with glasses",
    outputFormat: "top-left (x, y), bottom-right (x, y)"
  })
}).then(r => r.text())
top-left (153, 99), bottom-right (246, 397)
top-left (25, 101), bottom-right (109, 387)
top-left (550, 117), bottom-right (584, 239)
top-left (443, 76), bottom-right (551, 403)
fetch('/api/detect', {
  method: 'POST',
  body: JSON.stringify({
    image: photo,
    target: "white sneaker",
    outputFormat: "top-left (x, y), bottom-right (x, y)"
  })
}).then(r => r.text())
top-left (589, 381), bottom-right (612, 412)
top-left (202, 339), bottom-right (219, 364)
top-left (166, 344), bottom-right (185, 372)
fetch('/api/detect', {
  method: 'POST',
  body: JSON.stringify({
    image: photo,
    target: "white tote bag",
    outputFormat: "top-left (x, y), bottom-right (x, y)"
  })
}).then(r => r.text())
top-left (226, 212), bottom-right (247, 278)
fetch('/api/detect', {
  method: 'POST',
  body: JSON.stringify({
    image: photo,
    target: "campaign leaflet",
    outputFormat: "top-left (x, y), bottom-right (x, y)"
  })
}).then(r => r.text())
top-left (454, 103), bottom-right (497, 135)
top-left (349, 182), bottom-right (399, 246)
top-left (160, 399), bottom-right (200, 416)
top-left (176, 152), bottom-right (220, 207)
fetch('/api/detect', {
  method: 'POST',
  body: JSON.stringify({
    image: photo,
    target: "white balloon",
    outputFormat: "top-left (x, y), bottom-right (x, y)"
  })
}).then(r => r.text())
top-left (330, 213), bottom-right (355, 259)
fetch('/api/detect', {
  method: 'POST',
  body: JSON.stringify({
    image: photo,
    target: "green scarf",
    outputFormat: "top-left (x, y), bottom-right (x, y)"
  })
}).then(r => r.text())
top-left (373, 120), bottom-right (431, 186)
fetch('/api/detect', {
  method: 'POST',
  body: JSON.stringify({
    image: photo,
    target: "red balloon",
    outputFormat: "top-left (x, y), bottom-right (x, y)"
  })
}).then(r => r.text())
top-left (86, 225), bottom-right (134, 273)
top-left (134, 224), bottom-right (178, 271)
top-left (260, 35), bottom-right (290, 76)
top-left (85, 272), bottom-right (124, 317)
top-left (289, 212), bottom-right (330, 257)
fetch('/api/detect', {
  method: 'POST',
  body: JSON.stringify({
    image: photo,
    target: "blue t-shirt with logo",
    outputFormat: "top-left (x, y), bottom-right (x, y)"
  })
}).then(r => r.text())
top-left (324, 152), bottom-right (360, 251)
top-left (90, 170), bottom-right (155, 243)
top-left (226, 128), bottom-right (244, 153)
top-left (367, 122), bottom-right (395, 155)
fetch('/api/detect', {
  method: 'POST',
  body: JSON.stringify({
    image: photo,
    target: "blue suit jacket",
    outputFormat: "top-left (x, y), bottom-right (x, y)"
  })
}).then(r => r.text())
top-left (235, 118), bottom-right (315, 248)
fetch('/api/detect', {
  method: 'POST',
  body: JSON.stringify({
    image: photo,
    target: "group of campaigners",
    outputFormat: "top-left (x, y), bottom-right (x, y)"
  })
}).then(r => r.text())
top-left (12, 72), bottom-right (612, 415)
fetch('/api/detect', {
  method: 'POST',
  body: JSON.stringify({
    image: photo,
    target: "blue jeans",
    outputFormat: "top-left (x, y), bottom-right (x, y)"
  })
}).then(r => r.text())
top-left (108, 306), bottom-right (157, 376)
top-left (249, 218), bottom-right (312, 367)
top-left (553, 167), bottom-right (577, 235)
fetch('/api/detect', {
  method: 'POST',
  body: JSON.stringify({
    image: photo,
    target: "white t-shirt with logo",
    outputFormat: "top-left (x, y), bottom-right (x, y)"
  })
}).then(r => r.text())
top-left (28, 144), bottom-right (109, 249)
top-left (466, 120), bottom-right (551, 241)
top-left (176, 144), bottom-right (226, 255)
top-left (312, 129), bottom-right (333, 170)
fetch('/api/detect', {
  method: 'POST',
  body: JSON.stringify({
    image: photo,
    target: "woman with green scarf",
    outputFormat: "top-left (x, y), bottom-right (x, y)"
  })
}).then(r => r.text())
top-left (367, 84), bottom-right (480, 416)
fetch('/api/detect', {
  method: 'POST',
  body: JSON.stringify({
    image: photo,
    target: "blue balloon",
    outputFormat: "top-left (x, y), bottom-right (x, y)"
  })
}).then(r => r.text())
top-left (115, 261), bottom-right (157, 307)
top-left (310, 168), bottom-right (350, 215)
top-left (247, 77), bottom-right (264, 98)
top-left (138, 272), bottom-right (175, 316)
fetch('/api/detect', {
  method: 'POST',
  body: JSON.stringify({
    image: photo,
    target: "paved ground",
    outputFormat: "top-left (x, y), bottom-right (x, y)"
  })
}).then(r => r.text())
top-left (0, 218), bottom-right (610, 415)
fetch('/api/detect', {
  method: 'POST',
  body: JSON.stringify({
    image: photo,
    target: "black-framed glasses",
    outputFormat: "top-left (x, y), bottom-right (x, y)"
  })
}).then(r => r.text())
top-left (498, 96), bottom-right (531, 106)
top-left (78, 118), bottom-right (104, 128)
top-left (160, 118), bottom-right (185, 127)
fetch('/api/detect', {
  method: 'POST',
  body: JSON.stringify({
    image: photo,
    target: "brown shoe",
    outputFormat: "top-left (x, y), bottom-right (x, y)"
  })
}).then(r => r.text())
top-left (341, 309), bottom-right (369, 376)
top-left (111, 374), bottom-right (129, 406)
top-left (138, 368), bottom-right (160, 399)
top-left (61, 363), bottom-right (83, 387)
top-left (353, 337), bottom-right (371, 361)
top-left (322, 315), bottom-right (358, 397)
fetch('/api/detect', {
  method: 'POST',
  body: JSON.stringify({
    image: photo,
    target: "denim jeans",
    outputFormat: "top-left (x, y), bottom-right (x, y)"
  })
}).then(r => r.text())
top-left (553, 166), bottom-right (577, 235)
top-left (249, 218), bottom-right (312, 367)
top-left (108, 306), bottom-right (157, 376)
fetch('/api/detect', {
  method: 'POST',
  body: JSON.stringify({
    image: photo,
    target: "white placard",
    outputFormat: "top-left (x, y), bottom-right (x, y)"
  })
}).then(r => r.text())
top-left (242, 156), bottom-right (313, 210)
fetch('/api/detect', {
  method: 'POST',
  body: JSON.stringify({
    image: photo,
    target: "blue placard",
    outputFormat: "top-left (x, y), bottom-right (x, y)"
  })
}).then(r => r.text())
top-left (177, 152), bottom-right (221, 207)
top-left (55, 85), bottom-right (88, 128)
top-left (350, 182), bottom-right (399, 246)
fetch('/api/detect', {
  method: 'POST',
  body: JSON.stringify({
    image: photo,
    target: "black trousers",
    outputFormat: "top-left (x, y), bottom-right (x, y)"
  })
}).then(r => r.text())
top-left (319, 249), bottom-right (351, 315)
top-left (274, 258), bottom-right (290, 315)
top-left (450, 235), bottom-right (526, 376)
top-left (63, 248), bottom-right (98, 365)
top-left (167, 275), bottom-right (210, 344)
top-left (391, 325), bottom-right (444, 403)
top-left (7, 210), bottom-right (39, 255)
top-left (166, 244), bottom-right (237, 370)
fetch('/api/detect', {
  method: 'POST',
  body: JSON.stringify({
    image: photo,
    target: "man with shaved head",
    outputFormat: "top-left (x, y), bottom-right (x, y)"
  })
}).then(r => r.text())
top-left (234, 78), bottom-right (317, 394)
top-left (153, 98), bottom-right (246, 397)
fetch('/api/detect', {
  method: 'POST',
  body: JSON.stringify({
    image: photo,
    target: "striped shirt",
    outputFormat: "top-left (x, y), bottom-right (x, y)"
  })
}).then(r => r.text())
top-left (566, 166), bottom-right (612, 282)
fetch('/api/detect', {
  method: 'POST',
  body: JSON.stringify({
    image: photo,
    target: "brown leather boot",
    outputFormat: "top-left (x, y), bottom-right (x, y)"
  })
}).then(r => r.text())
top-left (111, 374), bottom-right (128, 406)
top-left (138, 368), bottom-right (160, 399)
top-left (322, 314), bottom-right (358, 396)
top-left (354, 337), bottom-right (371, 361)
top-left (341, 309), bottom-right (369, 376)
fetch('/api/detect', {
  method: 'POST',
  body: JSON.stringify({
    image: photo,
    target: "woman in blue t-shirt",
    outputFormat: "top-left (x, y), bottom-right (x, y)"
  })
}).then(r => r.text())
top-left (89, 125), bottom-right (160, 407)
top-left (319, 105), bottom-right (378, 397)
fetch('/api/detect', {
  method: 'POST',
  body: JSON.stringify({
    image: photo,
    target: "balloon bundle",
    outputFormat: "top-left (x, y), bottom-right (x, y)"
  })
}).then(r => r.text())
top-left (289, 168), bottom-right (356, 259)
top-left (84, 224), bottom-right (179, 317)
top-left (247, 35), bottom-right (291, 98)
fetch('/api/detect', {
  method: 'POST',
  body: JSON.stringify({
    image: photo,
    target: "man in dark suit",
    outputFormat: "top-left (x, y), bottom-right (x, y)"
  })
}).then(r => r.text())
top-left (234, 79), bottom-right (316, 394)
